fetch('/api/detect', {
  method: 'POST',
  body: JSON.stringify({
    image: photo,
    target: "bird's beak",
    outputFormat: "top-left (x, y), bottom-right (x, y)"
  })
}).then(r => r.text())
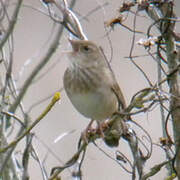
top-left (68, 38), bottom-right (79, 52)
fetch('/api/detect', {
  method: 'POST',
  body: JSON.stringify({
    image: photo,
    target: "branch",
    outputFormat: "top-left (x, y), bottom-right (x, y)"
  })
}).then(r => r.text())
top-left (0, 92), bottom-right (60, 153)
top-left (0, 0), bottom-right (23, 50)
top-left (49, 142), bottom-right (87, 180)
top-left (141, 160), bottom-right (173, 180)
top-left (145, 0), bottom-right (180, 177)
top-left (123, 131), bottom-right (145, 179)
top-left (8, 25), bottom-right (63, 115)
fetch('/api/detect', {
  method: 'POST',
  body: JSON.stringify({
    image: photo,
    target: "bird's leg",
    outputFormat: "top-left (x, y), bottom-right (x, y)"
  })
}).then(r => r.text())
top-left (81, 120), bottom-right (109, 143)
top-left (81, 119), bottom-right (94, 143)
top-left (86, 119), bottom-right (94, 131)
top-left (96, 121), bottom-right (105, 138)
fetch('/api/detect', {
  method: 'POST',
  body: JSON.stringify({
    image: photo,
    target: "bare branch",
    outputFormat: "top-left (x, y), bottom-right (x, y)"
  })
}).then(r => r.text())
top-left (0, 92), bottom-right (60, 153)
top-left (8, 25), bottom-right (63, 115)
top-left (0, 0), bottom-right (23, 50)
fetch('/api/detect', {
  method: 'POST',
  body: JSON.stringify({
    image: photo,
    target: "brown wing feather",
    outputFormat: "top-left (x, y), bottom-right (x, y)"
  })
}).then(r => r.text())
top-left (111, 83), bottom-right (126, 110)
top-left (99, 46), bottom-right (126, 110)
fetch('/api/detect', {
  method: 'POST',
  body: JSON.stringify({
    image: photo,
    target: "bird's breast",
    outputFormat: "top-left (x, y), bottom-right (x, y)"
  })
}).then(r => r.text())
top-left (63, 67), bottom-right (118, 121)
top-left (67, 88), bottom-right (118, 121)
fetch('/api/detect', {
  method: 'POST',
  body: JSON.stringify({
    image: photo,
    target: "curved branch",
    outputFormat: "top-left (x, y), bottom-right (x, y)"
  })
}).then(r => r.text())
top-left (0, 0), bottom-right (23, 50)
top-left (0, 92), bottom-right (60, 153)
top-left (8, 25), bottom-right (63, 115)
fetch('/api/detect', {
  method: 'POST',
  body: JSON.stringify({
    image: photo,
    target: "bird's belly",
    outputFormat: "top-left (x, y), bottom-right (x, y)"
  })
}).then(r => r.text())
top-left (68, 90), bottom-right (118, 121)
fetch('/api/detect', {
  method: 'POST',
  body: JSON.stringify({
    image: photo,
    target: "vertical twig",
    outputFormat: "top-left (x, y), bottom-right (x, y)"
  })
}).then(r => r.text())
top-left (146, 0), bottom-right (180, 177)
top-left (0, 0), bottom-right (23, 50)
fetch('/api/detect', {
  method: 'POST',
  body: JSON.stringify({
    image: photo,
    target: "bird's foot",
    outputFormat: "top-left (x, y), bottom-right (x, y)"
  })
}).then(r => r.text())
top-left (81, 120), bottom-right (95, 144)
top-left (81, 121), bottom-right (109, 144)
top-left (96, 121), bottom-right (109, 138)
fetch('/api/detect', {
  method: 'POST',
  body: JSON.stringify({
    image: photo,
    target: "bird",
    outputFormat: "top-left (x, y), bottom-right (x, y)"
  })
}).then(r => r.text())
top-left (63, 39), bottom-right (126, 140)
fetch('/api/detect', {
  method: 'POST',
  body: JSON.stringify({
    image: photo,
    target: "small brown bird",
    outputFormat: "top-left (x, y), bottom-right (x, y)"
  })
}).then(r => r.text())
top-left (63, 39), bottom-right (126, 135)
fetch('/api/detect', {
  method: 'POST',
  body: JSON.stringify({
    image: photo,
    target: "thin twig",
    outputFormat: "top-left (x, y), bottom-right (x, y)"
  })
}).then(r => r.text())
top-left (0, 92), bottom-right (60, 153)
top-left (0, 0), bottom-right (23, 50)
top-left (129, 10), bottom-right (153, 86)
top-left (93, 142), bottom-right (133, 174)
top-left (49, 142), bottom-right (87, 180)
top-left (8, 24), bottom-right (63, 115)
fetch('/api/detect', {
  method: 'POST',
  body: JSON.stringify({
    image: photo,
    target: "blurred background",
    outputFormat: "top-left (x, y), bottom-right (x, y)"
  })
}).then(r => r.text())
top-left (8, 0), bottom-right (180, 179)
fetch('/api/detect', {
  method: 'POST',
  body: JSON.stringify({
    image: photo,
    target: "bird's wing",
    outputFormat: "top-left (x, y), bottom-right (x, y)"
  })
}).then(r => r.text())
top-left (99, 46), bottom-right (126, 110)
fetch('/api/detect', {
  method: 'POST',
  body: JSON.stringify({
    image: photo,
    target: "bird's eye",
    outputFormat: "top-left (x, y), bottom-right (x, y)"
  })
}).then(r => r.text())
top-left (83, 46), bottom-right (89, 51)
top-left (81, 45), bottom-right (92, 53)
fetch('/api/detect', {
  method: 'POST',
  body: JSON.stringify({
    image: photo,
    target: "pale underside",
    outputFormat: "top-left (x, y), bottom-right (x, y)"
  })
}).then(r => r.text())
top-left (67, 87), bottom-right (118, 121)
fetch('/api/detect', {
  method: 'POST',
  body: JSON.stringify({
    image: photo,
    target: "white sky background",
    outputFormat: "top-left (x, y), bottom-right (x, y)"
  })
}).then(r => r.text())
top-left (9, 0), bottom-right (180, 179)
